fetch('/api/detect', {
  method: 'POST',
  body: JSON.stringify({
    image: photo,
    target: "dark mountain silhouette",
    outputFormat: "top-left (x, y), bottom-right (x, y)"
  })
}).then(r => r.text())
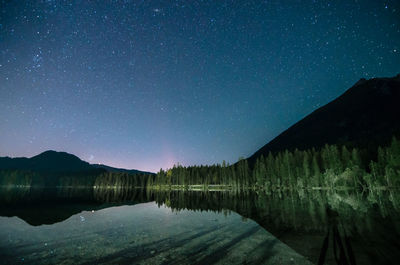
top-left (0, 187), bottom-right (151, 226)
top-left (0, 150), bottom-right (152, 174)
top-left (92, 164), bottom-right (154, 175)
top-left (248, 74), bottom-right (400, 164)
top-left (0, 150), bottom-right (95, 173)
top-left (30, 150), bottom-right (93, 172)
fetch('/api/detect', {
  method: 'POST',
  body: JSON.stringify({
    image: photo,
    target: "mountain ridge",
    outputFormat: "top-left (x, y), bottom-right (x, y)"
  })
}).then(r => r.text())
top-left (0, 150), bottom-right (153, 175)
top-left (248, 73), bottom-right (400, 164)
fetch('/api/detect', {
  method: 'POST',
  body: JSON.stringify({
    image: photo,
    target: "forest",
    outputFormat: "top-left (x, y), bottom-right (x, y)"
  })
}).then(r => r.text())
top-left (149, 137), bottom-right (400, 190)
top-left (0, 137), bottom-right (399, 190)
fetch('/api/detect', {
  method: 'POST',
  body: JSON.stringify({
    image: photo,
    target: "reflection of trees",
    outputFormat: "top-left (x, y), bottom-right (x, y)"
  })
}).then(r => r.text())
top-left (1, 186), bottom-right (400, 263)
top-left (0, 187), bottom-right (153, 226)
top-left (93, 186), bottom-right (151, 202)
top-left (0, 185), bottom-right (152, 205)
top-left (318, 207), bottom-right (357, 265)
top-left (152, 189), bottom-right (400, 264)
top-left (150, 189), bottom-right (400, 236)
top-left (2, 185), bottom-right (399, 236)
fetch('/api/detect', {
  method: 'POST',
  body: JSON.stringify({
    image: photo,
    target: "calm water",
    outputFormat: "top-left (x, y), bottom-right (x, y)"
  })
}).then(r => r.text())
top-left (0, 187), bottom-right (400, 264)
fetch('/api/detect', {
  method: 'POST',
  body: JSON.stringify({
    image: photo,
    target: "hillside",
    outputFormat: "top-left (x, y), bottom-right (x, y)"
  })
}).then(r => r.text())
top-left (248, 74), bottom-right (400, 164)
top-left (92, 164), bottom-right (154, 175)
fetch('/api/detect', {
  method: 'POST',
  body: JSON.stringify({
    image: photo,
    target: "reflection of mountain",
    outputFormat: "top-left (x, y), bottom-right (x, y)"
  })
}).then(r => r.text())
top-left (0, 187), bottom-right (151, 226)
top-left (1, 188), bottom-right (400, 264)
top-left (249, 74), bottom-right (400, 164)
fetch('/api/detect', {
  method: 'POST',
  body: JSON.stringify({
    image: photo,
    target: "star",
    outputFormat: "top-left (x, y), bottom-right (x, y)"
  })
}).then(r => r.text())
top-left (0, 1), bottom-right (398, 171)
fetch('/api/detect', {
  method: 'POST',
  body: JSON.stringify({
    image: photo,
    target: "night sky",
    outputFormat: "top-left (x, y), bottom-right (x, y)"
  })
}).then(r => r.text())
top-left (0, 1), bottom-right (399, 172)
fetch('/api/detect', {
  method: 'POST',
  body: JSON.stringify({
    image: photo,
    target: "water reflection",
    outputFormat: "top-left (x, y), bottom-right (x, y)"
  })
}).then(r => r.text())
top-left (0, 186), bottom-right (400, 264)
top-left (0, 187), bottom-right (150, 226)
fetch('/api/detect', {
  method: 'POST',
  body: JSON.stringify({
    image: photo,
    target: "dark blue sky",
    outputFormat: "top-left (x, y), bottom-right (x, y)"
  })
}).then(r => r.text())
top-left (1, 0), bottom-right (399, 172)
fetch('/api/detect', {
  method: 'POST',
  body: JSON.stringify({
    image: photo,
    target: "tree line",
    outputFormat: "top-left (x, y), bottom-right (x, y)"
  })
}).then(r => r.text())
top-left (1, 137), bottom-right (399, 190)
top-left (0, 169), bottom-right (152, 189)
top-left (150, 137), bottom-right (400, 190)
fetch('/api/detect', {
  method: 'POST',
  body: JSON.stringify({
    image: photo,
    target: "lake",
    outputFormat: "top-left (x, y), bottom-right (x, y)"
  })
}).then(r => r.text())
top-left (0, 187), bottom-right (399, 264)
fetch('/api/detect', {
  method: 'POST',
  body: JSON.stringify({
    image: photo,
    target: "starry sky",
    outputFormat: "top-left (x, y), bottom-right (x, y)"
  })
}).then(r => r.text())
top-left (0, 0), bottom-right (399, 172)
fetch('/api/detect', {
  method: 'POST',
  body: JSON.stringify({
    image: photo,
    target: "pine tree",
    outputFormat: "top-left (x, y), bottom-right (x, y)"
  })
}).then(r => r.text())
top-left (312, 155), bottom-right (321, 187)
top-left (341, 146), bottom-right (351, 169)
top-left (302, 152), bottom-right (311, 188)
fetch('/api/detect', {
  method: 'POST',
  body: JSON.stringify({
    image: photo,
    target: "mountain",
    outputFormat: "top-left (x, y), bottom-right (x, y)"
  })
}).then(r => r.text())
top-left (0, 150), bottom-right (96, 173)
top-left (30, 151), bottom-right (94, 172)
top-left (92, 164), bottom-right (154, 175)
top-left (248, 74), bottom-right (400, 164)
top-left (0, 150), bottom-right (152, 175)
